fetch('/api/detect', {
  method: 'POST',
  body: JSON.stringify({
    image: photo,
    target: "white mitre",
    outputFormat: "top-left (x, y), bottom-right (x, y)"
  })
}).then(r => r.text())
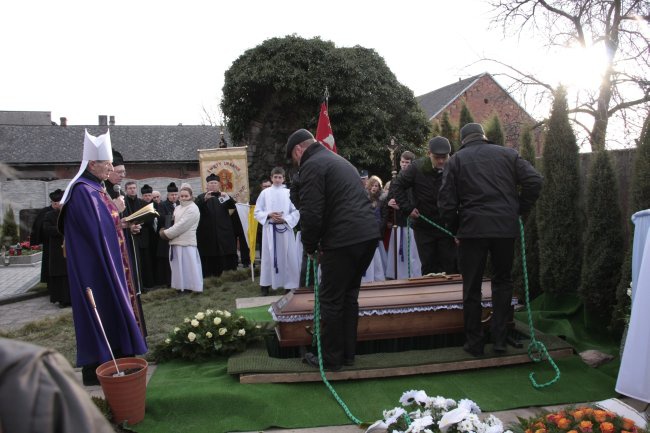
top-left (61, 129), bottom-right (113, 204)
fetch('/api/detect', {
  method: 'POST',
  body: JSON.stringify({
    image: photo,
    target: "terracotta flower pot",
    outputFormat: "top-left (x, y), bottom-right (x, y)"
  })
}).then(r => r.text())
top-left (96, 357), bottom-right (148, 425)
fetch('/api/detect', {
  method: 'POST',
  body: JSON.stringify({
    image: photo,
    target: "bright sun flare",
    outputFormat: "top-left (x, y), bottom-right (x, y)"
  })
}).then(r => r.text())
top-left (545, 44), bottom-right (609, 92)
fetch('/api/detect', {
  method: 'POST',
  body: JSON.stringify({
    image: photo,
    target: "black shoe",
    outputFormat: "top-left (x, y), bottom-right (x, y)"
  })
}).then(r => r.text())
top-left (493, 344), bottom-right (507, 354)
top-left (260, 286), bottom-right (270, 296)
top-left (463, 343), bottom-right (484, 357)
top-left (302, 352), bottom-right (341, 371)
top-left (81, 365), bottom-right (100, 386)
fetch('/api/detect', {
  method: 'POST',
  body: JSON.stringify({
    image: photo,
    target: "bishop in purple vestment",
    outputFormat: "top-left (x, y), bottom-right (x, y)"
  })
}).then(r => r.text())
top-left (60, 130), bottom-right (147, 385)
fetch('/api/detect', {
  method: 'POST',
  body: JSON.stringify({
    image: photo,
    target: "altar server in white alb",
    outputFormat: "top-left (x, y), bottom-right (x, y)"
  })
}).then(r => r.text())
top-left (254, 167), bottom-right (301, 295)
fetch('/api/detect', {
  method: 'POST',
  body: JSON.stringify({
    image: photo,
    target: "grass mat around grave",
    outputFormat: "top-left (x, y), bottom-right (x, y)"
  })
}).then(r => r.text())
top-left (136, 354), bottom-right (617, 433)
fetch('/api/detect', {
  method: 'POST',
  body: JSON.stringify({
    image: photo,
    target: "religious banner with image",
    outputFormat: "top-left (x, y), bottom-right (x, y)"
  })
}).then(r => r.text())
top-left (197, 147), bottom-right (250, 204)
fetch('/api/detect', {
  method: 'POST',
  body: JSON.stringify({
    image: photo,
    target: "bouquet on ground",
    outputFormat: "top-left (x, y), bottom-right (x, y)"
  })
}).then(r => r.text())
top-left (366, 390), bottom-right (512, 433)
top-left (154, 308), bottom-right (268, 361)
top-left (513, 406), bottom-right (646, 433)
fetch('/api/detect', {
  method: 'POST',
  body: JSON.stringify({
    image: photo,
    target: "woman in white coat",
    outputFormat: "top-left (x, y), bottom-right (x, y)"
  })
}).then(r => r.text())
top-left (159, 184), bottom-right (203, 293)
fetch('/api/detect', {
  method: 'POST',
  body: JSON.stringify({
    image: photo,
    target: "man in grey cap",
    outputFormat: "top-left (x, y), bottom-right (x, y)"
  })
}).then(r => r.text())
top-left (287, 128), bottom-right (378, 371)
top-left (438, 123), bottom-right (542, 357)
top-left (392, 136), bottom-right (457, 275)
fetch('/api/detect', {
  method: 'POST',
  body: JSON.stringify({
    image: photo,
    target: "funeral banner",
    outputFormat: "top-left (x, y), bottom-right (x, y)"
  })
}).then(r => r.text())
top-left (197, 147), bottom-right (250, 203)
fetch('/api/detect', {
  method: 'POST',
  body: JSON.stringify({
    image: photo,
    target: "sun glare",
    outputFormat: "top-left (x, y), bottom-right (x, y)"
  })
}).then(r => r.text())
top-left (545, 44), bottom-right (608, 92)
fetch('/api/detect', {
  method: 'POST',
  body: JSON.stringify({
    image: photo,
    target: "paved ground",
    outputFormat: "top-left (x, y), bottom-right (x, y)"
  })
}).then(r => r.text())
top-left (1, 261), bottom-right (647, 432)
top-left (0, 262), bottom-right (40, 301)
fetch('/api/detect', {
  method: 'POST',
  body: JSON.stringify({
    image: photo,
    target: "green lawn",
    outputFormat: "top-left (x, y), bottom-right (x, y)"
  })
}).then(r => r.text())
top-left (0, 269), bottom-right (262, 366)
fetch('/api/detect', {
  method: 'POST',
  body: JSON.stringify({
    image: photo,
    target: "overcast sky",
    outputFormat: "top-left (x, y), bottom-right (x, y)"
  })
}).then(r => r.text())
top-left (1, 0), bottom-right (610, 128)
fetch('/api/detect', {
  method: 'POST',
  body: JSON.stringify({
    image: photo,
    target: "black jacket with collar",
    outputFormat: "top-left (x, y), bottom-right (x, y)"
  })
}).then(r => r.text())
top-left (437, 139), bottom-right (543, 238)
top-left (392, 156), bottom-right (448, 235)
top-left (298, 142), bottom-right (379, 253)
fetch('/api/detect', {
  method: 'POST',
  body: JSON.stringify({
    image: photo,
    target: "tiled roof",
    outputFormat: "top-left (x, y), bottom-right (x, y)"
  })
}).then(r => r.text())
top-left (0, 125), bottom-right (226, 164)
top-left (416, 73), bottom-right (485, 120)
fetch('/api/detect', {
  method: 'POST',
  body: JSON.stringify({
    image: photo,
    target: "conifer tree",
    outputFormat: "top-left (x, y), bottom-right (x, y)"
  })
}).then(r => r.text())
top-left (2, 206), bottom-right (18, 244)
top-left (484, 113), bottom-right (506, 146)
top-left (612, 112), bottom-right (650, 333)
top-left (579, 150), bottom-right (624, 328)
top-left (512, 127), bottom-right (541, 302)
top-left (536, 87), bottom-right (582, 298)
top-left (439, 111), bottom-right (457, 152)
top-left (430, 120), bottom-right (441, 137)
top-left (458, 101), bottom-right (474, 131)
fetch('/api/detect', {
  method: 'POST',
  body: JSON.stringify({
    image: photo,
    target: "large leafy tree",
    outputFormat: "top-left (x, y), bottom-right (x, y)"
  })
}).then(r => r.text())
top-left (221, 35), bottom-right (431, 182)
top-left (536, 87), bottom-right (583, 298)
top-left (490, 0), bottom-right (650, 151)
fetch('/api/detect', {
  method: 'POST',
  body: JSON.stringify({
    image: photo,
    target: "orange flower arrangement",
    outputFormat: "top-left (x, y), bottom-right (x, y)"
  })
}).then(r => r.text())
top-left (516, 406), bottom-right (646, 433)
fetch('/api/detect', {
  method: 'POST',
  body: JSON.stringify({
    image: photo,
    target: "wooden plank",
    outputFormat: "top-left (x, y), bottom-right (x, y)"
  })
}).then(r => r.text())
top-left (238, 347), bottom-right (574, 384)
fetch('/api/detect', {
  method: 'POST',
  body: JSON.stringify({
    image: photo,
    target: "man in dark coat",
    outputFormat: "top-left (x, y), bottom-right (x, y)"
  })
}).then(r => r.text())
top-left (438, 123), bottom-right (543, 357)
top-left (30, 193), bottom-right (55, 284)
top-left (287, 128), bottom-right (378, 371)
top-left (123, 181), bottom-right (156, 290)
top-left (155, 182), bottom-right (178, 287)
top-left (392, 137), bottom-right (457, 275)
top-left (40, 189), bottom-right (70, 307)
top-left (195, 173), bottom-right (238, 277)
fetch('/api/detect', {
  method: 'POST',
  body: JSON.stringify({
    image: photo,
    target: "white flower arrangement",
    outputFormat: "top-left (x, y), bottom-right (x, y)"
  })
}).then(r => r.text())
top-left (366, 391), bottom-right (512, 433)
top-left (154, 308), bottom-right (268, 361)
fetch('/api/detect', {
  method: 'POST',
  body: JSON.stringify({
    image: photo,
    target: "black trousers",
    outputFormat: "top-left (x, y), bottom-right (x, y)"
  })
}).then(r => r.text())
top-left (459, 238), bottom-right (515, 350)
top-left (317, 239), bottom-right (376, 368)
top-left (413, 229), bottom-right (458, 275)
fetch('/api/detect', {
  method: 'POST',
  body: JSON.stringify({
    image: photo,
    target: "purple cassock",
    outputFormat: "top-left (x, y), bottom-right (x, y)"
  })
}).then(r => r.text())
top-left (61, 175), bottom-right (147, 367)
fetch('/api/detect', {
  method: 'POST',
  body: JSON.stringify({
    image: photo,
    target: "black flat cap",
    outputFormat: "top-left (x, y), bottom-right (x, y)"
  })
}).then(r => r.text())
top-left (428, 137), bottom-right (451, 155)
top-left (49, 189), bottom-right (64, 202)
top-left (460, 123), bottom-right (488, 145)
top-left (286, 129), bottom-right (314, 159)
top-left (112, 149), bottom-right (125, 166)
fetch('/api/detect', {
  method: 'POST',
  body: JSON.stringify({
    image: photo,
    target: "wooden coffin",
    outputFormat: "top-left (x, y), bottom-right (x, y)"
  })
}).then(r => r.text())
top-left (271, 275), bottom-right (515, 347)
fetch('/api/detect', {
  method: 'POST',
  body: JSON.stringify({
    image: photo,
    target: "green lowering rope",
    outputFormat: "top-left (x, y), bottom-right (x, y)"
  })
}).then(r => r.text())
top-left (415, 213), bottom-right (561, 388)
top-left (517, 217), bottom-right (561, 388)
top-left (306, 256), bottom-right (364, 425)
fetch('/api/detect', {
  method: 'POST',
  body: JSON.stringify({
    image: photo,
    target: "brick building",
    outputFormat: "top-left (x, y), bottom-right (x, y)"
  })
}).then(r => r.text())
top-left (417, 73), bottom-right (543, 154)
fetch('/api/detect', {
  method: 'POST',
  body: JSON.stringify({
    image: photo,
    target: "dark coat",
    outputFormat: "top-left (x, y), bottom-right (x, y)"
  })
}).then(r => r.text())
top-left (438, 139), bottom-right (543, 238)
top-left (392, 157), bottom-right (448, 235)
top-left (195, 192), bottom-right (237, 257)
top-left (298, 142), bottom-right (379, 253)
top-left (156, 200), bottom-right (177, 258)
top-left (41, 209), bottom-right (66, 277)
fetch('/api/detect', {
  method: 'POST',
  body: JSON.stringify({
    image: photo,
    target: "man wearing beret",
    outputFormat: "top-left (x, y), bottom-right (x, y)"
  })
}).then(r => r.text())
top-left (392, 137), bottom-right (457, 276)
top-left (287, 128), bottom-right (379, 371)
top-left (195, 173), bottom-right (238, 277)
top-left (438, 123), bottom-right (543, 357)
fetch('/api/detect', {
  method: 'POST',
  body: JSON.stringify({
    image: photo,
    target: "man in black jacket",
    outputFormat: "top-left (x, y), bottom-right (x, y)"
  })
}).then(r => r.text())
top-left (287, 128), bottom-right (378, 371)
top-left (195, 173), bottom-right (238, 277)
top-left (392, 137), bottom-right (457, 275)
top-left (438, 123), bottom-right (543, 357)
